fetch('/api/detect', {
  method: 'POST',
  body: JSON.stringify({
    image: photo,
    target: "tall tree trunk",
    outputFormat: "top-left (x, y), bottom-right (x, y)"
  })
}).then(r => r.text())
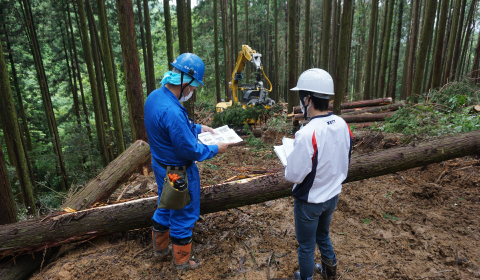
top-left (62, 33), bottom-right (80, 126)
top-left (411, 0), bottom-right (437, 102)
top-left (68, 0), bottom-right (93, 143)
top-left (274, 0), bottom-right (279, 102)
top-left (387, 0), bottom-right (403, 102)
top-left (234, 0), bottom-right (238, 57)
top-left (0, 145), bottom-right (17, 225)
top-left (287, 0), bottom-right (297, 112)
top-left (329, 0), bottom-right (339, 78)
top-left (406, 0), bottom-right (421, 99)
top-left (176, 0), bottom-right (187, 53)
top-left (3, 25), bottom-right (33, 153)
top-left (76, 0), bottom-right (110, 166)
top-left (136, 0), bottom-right (149, 95)
top-left (321, 0), bottom-right (331, 69)
top-left (144, 0), bottom-right (156, 93)
top-left (363, 0), bottom-right (379, 100)
top-left (471, 31), bottom-right (480, 82)
top-left (374, 1), bottom-right (388, 98)
top-left (221, 0), bottom-right (229, 100)
top-left (214, 0), bottom-right (221, 103)
top-left (20, 0), bottom-right (68, 190)
top-left (86, 0), bottom-right (115, 161)
top-left (163, 0), bottom-right (174, 69)
top-left (117, 0), bottom-right (148, 142)
top-left (245, 0), bottom-right (249, 84)
top-left (224, 0), bottom-right (231, 94)
top-left (333, 0), bottom-right (354, 115)
top-left (184, 0), bottom-right (195, 118)
top-left (303, 0), bottom-right (310, 71)
top-left (430, 0), bottom-right (449, 88)
top-left (98, 0), bottom-right (126, 154)
top-left (457, 0), bottom-right (476, 78)
top-left (0, 37), bottom-right (36, 215)
top-left (450, 0), bottom-right (467, 81)
top-left (442, 0), bottom-right (462, 83)
top-left (377, 0), bottom-right (395, 98)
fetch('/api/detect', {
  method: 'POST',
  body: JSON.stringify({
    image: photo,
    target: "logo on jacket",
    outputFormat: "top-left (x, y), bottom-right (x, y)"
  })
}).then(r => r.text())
top-left (327, 120), bottom-right (335, 125)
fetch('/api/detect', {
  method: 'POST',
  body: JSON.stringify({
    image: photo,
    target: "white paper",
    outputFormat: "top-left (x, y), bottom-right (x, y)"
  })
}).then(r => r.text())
top-left (198, 125), bottom-right (243, 145)
top-left (274, 137), bottom-right (294, 166)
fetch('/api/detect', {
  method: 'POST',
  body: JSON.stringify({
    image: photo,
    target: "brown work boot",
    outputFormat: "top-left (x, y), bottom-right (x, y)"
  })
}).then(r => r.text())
top-left (172, 242), bottom-right (202, 270)
top-left (152, 229), bottom-right (170, 258)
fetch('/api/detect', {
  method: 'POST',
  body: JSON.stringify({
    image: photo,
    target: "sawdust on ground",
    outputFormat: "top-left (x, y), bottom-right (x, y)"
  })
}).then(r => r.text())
top-left (30, 130), bottom-right (480, 280)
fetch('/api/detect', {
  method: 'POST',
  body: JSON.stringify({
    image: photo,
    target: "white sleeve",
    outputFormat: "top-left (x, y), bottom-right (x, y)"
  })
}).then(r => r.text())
top-left (284, 132), bottom-right (314, 184)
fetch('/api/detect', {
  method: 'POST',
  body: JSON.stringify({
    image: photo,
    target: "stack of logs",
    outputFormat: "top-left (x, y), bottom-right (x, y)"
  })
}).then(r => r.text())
top-left (289, 97), bottom-right (403, 128)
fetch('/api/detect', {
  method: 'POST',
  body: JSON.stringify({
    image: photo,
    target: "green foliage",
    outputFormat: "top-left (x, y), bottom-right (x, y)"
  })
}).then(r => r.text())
top-left (212, 104), bottom-right (283, 127)
top-left (373, 82), bottom-right (480, 137)
top-left (243, 124), bottom-right (265, 151)
top-left (361, 217), bottom-right (372, 224)
top-left (382, 212), bottom-right (398, 221)
top-left (205, 163), bottom-right (220, 170)
top-left (264, 114), bottom-right (292, 134)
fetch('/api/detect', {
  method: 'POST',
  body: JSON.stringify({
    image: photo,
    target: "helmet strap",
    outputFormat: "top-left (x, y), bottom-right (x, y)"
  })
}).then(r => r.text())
top-left (179, 72), bottom-right (195, 100)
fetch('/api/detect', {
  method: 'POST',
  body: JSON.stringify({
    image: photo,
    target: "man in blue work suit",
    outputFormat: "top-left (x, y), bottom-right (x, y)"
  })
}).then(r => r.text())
top-left (144, 53), bottom-right (232, 270)
top-left (285, 69), bottom-right (353, 280)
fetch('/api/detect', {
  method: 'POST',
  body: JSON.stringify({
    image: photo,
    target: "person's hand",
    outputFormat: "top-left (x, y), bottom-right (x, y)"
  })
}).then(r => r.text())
top-left (216, 142), bottom-right (234, 154)
top-left (201, 125), bottom-right (215, 134)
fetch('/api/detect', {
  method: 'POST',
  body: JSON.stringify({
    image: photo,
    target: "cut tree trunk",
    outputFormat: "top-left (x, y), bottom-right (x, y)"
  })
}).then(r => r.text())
top-left (470, 105), bottom-right (480, 114)
top-left (62, 140), bottom-right (151, 211)
top-left (294, 112), bottom-right (394, 122)
top-left (1, 129), bottom-right (479, 258)
top-left (293, 98), bottom-right (393, 113)
top-left (342, 103), bottom-right (403, 115)
top-left (352, 122), bottom-right (384, 128)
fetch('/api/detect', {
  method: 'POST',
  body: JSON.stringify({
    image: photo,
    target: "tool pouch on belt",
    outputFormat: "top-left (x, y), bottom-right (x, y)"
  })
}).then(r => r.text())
top-left (158, 166), bottom-right (190, 210)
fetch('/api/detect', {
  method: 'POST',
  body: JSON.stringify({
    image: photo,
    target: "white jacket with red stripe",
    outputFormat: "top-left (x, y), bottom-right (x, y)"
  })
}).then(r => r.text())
top-left (285, 113), bottom-right (352, 203)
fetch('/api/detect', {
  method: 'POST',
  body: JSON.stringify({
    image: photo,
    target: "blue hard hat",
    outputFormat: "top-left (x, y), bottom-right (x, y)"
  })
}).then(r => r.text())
top-left (170, 53), bottom-right (205, 86)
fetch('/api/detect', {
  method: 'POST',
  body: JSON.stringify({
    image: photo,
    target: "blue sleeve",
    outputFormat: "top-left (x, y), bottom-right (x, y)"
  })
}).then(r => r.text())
top-left (195, 124), bottom-right (202, 134)
top-left (167, 110), bottom-right (218, 162)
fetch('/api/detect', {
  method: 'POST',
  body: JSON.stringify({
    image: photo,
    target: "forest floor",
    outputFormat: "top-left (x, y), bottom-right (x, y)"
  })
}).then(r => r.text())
top-left (30, 128), bottom-right (480, 280)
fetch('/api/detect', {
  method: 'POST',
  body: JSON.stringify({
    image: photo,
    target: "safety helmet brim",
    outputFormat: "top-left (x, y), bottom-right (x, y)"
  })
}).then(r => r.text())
top-left (290, 68), bottom-right (334, 95)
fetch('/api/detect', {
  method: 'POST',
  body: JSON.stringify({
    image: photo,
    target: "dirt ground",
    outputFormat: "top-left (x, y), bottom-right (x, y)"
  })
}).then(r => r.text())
top-left (30, 129), bottom-right (480, 280)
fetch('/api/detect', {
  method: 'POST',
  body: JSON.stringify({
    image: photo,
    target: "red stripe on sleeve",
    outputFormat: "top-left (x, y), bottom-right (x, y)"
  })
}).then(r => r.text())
top-left (311, 131), bottom-right (317, 162)
top-left (347, 124), bottom-right (353, 139)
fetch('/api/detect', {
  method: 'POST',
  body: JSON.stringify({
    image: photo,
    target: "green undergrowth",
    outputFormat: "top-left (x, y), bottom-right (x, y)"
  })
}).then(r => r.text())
top-left (373, 81), bottom-right (480, 137)
top-left (212, 104), bottom-right (283, 127)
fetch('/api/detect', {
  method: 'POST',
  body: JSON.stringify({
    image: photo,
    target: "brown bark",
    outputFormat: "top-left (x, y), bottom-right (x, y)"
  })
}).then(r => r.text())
top-left (117, 0), bottom-right (148, 142)
top-left (62, 140), bottom-right (151, 211)
top-left (1, 129), bottom-right (480, 257)
top-left (342, 103), bottom-right (403, 115)
top-left (293, 98), bottom-right (394, 114)
top-left (363, 0), bottom-right (379, 100)
top-left (144, 0), bottom-right (156, 94)
top-left (0, 146), bottom-right (17, 225)
top-left (294, 112), bottom-right (394, 122)
top-left (332, 0), bottom-right (354, 115)
top-left (406, 0), bottom-right (421, 99)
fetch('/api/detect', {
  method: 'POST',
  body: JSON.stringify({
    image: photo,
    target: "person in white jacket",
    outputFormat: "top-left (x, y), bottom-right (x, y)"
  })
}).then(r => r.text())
top-left (286, 69), bottom-right (353, 280)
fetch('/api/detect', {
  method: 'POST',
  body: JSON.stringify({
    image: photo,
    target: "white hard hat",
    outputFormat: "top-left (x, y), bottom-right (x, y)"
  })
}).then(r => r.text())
top-left (290, 68), bottom-right (334, 99)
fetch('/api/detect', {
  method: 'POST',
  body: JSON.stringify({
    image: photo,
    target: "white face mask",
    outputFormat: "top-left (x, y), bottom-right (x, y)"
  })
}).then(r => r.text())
top-left (300, 98), bottom-right (310, 116)
top-left (180, 86), bottom-right (194, 102)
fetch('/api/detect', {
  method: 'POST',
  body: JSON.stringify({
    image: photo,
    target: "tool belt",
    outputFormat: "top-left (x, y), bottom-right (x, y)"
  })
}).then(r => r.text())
top-left (154, 157), bottom-right (192, 210)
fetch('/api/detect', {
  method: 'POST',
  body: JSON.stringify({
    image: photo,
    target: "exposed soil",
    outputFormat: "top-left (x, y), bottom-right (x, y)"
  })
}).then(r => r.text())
top-left (30, 130), bottom-right (480, 280)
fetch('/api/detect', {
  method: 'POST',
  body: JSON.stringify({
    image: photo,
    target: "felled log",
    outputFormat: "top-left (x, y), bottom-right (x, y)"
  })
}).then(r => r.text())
top-left (294, 112), bottom-right (394, 123)
top-left (351, 122), bottom-right (384, 129)
top-left (1, 129), bottom-right (479, 258)
top-left (342, 103), bottom-right (403, 115)
top-left (62, 140), bottom-right (151, 211)
top-left (470, 105), bottom-right (480, 114)
top-left (293, 98), bottom-right (393, 114)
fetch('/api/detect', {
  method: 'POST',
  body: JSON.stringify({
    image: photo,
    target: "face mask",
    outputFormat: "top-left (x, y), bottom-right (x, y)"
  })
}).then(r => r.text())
top-left (180, 86), bottom-right (194, 102)
top-left (300, 98), bottom-right (310, 116)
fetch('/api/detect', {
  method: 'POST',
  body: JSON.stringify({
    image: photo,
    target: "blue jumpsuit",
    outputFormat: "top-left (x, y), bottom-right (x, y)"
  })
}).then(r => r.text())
top-left (144, 85), bottom-right (218, 239)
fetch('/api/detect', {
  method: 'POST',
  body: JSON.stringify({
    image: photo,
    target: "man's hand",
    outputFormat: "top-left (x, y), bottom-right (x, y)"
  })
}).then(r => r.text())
top-left (216, 142), bottom-right (234, 154)
top-left (201, 125), bottom-right (215, 134)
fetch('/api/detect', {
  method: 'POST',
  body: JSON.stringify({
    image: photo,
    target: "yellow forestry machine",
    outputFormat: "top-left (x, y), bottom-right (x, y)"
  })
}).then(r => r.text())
top-left (216, 45), bottom-right (275, 112)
